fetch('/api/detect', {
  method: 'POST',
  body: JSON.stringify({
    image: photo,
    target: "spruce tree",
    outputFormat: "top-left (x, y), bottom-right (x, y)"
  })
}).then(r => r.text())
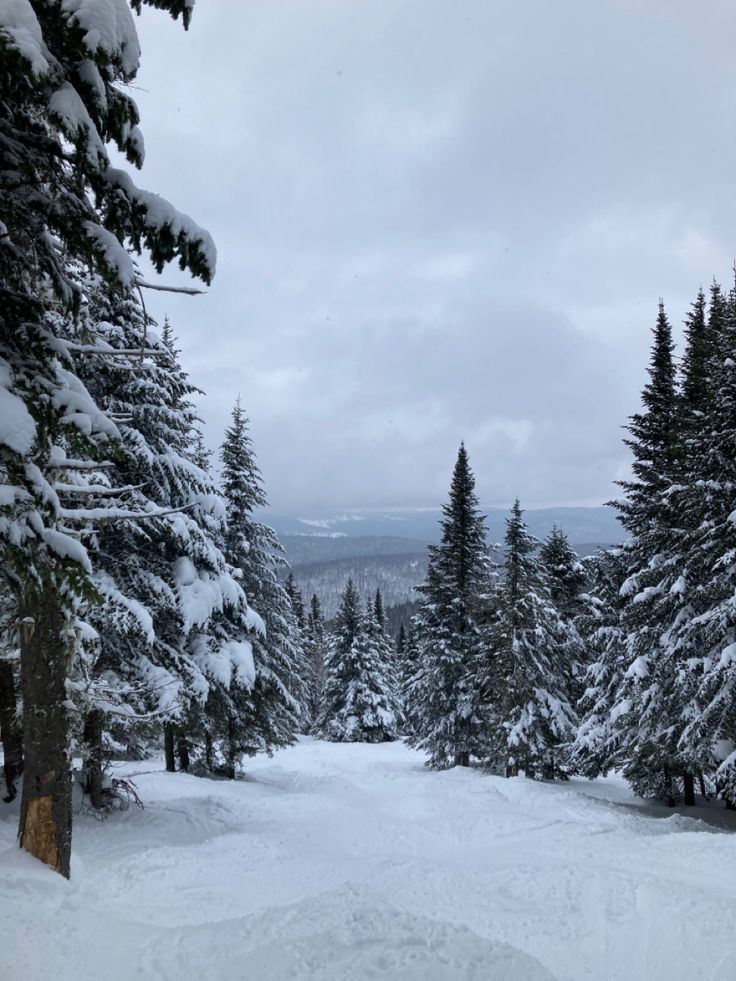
top-left (68, 293), bottom-right (256, 785)
top-left (540, 526), bottom-right (588, 701)
top-left (406, 444), bottom-right (492, 768)
top-left (0, 0), bottom-right (214, 875)
top-left (572, 547), bottom-right (631, 778)
top-left (303, 593), bottom-right (327, 731)
top-left (318, 584), bottom-right (399, 742)
top-left (667, 286), bottom-right (736, 802)
top-left (220, 399), bottom-right (305, 757)
top-left (606, 302), bottom-right (695, 799)
top-left (486, 501), bottom-right (577, 779)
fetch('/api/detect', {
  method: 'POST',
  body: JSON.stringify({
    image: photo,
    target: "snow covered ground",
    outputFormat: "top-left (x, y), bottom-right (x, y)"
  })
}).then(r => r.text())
top-left (3, 739), bottom-right (736, 981)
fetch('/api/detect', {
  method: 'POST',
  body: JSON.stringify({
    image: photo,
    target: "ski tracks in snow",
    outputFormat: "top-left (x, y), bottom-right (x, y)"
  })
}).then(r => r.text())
top-left (3, 739), bottom-right (736, 980)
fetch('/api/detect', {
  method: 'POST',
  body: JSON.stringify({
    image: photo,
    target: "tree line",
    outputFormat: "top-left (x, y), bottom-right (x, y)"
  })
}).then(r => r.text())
top-left (398, 285), bottom-right (736, 809)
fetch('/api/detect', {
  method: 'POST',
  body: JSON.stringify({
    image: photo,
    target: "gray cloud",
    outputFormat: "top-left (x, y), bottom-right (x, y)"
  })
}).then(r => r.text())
top-left (125, 0), bottom-right (736, 513)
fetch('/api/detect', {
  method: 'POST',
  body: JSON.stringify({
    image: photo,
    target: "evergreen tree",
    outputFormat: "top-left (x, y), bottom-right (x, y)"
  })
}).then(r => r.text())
top-left (0, 0), bottom-right (214, 875)
top-left (540, 526), bottom-right (588, 701)
top-left (666, 285), bottom-right (736, 802)
top-left (605, 302), bottom-right (695, 799)
top-left (69, 293), bottom-right (256, 785)
top-left (406, 444), bottom-right (492, 768)
top-left (220, 399), bottom-right (305, 758)
top-left (303, 593), bottom-right (327, 731)
top-left (398, 620), bottom-right (422, 737)
top-left (318, 580), bottom-right (399, 741)
top-left (485, 501), bottom-right (577, 779)
top-left (396, 623), bottom-right (407, 662)
top-left (286, 574), bottom-right (306, 630)
top-left (540, 527), bottom-right (586, 618)
top-left (571, 547), bottom-right (631, 778)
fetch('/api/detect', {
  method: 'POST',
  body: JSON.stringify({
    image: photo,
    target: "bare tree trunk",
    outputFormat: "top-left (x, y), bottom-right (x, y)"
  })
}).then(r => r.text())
top-left (82, 709), bottom-right (104, 810)
top-left (225, 714), bottom-right (236, 779)
top-left (17, 585), bottom-right (72, 878)
top-left (205, 729), bottom-right (213, 773)
top-left (163, 724), bottom-right (176, 772)
top-left (176, 734), bottom-right (190, 772)
top-left (683, 772), bottom-right (695, 807)
top-left (0, 661), bottom-right (23, 802)
top-left (698, 772), bottom-right (707, 798)
top-left (455, 750), bottom-right (470, 768)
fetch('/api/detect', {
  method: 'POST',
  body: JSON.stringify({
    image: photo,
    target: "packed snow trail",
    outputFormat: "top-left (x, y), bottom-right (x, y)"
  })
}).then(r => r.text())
top-left (2, 740), bottom-right (735, 981)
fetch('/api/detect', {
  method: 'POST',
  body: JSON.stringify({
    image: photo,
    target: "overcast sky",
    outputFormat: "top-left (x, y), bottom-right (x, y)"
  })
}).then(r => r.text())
top-left (129, 0), bottom-right (736, 515)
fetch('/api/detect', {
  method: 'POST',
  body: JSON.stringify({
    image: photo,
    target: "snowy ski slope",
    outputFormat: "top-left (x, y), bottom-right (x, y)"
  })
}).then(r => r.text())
top-left (2, 739), bottom-right (735, 980)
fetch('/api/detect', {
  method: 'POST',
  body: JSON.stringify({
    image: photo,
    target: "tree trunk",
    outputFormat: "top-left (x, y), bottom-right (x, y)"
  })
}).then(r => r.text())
top-left (0, 660), bottom-right (23, 802)
top-left (82, 709), bottom-right (104, 810)
top-left (205, 729), bottom-right (213, 773)
top-left (455, 750), bottom-right (470, 768)
top-left (225, 714), bottom-right (236, 779)
top-left (698, 772), bottom-right (707, 798)
top-left (176, 734), bottom-right (190, 772)
top-left (163, 724), bottom-right (176, 772)
top-left (663, 766), bottom-right (675, 807)
top-left (683, 772), bottom-right (695, 807)
top-left (17, 585), bottom-right (72, 878)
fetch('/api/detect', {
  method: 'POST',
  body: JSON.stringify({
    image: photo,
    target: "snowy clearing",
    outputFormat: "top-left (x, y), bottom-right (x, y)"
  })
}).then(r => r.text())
top-left (3, 739), bottom-right (735, 981)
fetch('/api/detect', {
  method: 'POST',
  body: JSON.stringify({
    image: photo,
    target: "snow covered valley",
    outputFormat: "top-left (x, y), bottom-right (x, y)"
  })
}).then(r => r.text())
top-left (3, 739), bottom-right (735, 981)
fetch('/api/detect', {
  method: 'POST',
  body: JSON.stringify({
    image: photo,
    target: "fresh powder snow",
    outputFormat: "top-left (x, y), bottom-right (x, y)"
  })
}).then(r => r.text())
top-left (2, 739), bottom-right (734, 981)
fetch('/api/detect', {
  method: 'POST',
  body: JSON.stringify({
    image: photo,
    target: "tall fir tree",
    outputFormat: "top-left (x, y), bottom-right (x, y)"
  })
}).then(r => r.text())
top-left (604, 302), bottom-right (696, 799)
top-left (303, 593), bottom-right (327, 731)
top-left (406, 444), bottom-right (492, 768)
top-left (219, 399), bottom-right (306, 759)
top-left (0, 0), bottom-right (214, 873)
top-left (666, 284), bottom-right (736, 802)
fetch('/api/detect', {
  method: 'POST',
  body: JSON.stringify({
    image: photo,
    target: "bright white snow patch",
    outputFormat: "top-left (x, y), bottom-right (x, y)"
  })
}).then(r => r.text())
top-left (223, 639), bottom-right (256, 687)
top-left (60, 0), bottom-right (140, 77)
top-left (2, 741), bottom-right (736, 981)
top-left (82, 222), bottom-right (135, 286)
top-left (0, 363), bottom-right (36, 455)
top-left (0, 0), bottom-right (51, 75)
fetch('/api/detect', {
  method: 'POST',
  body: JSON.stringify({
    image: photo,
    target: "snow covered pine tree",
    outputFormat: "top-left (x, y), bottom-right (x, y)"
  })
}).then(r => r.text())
top-left (406, 444), bottom-right (493, 768)
top-left (485, 501), bottom-right (577, 779)
top-left (318, 580), bottom-right (399, 742)
top-left (0, 0), bottom-right (215, 875)
top-left (219, 399), bottom-right (305, 760)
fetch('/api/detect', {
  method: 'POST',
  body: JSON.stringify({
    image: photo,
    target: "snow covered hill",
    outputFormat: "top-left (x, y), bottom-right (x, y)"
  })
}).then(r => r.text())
top-left (3, 740), bottom-right (735, 981)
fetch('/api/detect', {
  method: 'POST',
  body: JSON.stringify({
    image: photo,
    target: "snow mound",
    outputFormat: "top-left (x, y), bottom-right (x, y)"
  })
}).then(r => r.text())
top-left (143, 884), bottom-right (557, 981)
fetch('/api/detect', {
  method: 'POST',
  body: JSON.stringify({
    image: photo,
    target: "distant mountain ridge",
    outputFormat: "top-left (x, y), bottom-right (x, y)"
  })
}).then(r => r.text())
top-left (264, 506), bottom-right (622, 547)
top-left (272, 508), bottom-right (621, 618)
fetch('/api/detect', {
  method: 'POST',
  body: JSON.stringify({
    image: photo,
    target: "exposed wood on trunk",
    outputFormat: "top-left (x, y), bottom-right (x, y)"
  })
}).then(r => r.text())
top-left (18, 584), bottom-right (72, 878)
top-left (82, 709), bottom-right (104, 810)
top-left (164, 724), bottom-right (176, 772)
top-left (0, 661), bottom-right (23, 802)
